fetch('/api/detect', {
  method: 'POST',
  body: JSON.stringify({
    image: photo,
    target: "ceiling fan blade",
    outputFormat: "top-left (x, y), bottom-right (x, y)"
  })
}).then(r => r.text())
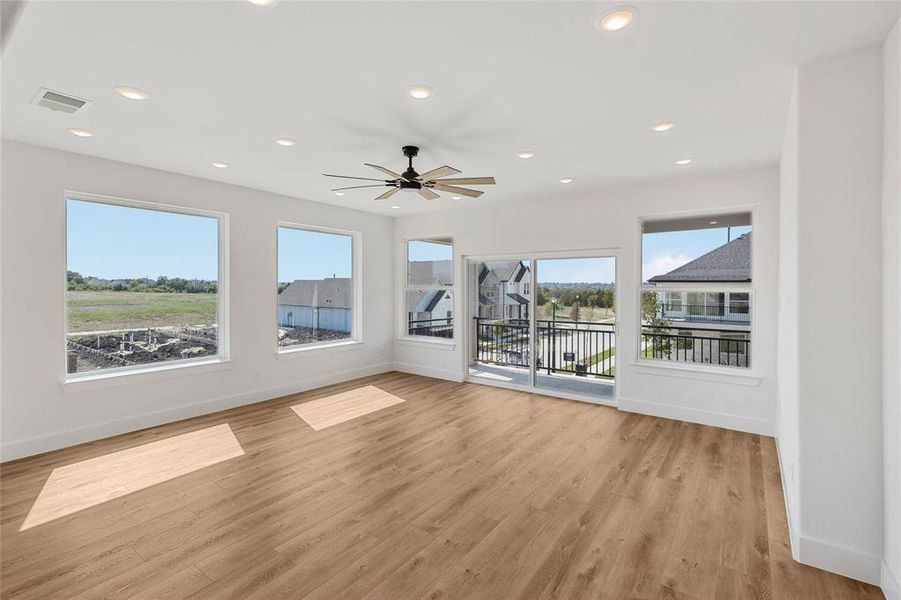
top-left (331, 184), bottom-right (390, 192)
top-left (364, 163), bottom-right (408, 181)
top-left (323, 173), bottom-right (391, 182)
top-left (432, 184), bottom-right (483, 198)
top-left (417, 165), bottom-right (461, 181)
top-left (430, 177), bottom-right (496, 186)
top-left (374, 187), bottom-right (400, 201)
top-left (417, 187), bottom-right (440, 201)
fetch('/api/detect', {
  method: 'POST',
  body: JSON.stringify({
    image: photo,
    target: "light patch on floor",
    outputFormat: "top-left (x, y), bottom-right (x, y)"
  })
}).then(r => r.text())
top-left (21, 423), bottom-right (244, 531)
top-left (291, 385), bottom-right (405, 430)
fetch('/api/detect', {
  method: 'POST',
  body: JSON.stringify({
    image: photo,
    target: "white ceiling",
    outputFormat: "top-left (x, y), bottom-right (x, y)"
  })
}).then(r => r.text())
top-left (2, 1), bottom-right (898, 215)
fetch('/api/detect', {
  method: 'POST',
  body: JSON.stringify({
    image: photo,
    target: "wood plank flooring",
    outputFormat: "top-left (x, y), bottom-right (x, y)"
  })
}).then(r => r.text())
top-left (0, 372), bottom-right (884, 599)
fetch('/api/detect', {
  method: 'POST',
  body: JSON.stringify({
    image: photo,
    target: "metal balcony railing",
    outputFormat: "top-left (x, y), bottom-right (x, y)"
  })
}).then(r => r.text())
top-left (408, 317), bottom-right (454, 338)
top-left (641, 324), bottom-right (750, 368)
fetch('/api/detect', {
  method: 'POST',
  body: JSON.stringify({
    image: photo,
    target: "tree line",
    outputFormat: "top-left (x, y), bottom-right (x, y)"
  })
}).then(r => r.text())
top-left (535, 286), bottom-right (615, 308)
top-left (67, 271), bottom-right (217, 293)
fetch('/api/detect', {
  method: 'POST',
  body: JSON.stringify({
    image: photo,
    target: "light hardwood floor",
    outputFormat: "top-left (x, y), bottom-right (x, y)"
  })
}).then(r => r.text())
top-left (0, 372), bottom-right (884, 599)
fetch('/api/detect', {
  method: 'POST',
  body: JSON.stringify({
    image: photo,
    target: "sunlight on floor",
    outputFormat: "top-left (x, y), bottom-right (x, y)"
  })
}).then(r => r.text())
top-left (291, 385), bottom-right (405, 431)
top-left (21, 423), bottom-right (244, 531)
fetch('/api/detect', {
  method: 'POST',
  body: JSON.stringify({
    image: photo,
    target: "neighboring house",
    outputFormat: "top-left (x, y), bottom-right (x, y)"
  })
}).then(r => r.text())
top-left (406, 260), bottom-right (454, 336)
top-left (478, 261), bottom-right (530, 321)
top-left (648, 233), bottom-right (751, 325)
top-left (278, 277), bottom-right (352, 332)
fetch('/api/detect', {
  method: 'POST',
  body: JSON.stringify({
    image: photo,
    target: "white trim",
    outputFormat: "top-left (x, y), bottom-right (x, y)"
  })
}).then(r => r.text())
top-left (797, 535), bottom-right (882, 586)
top-left (393, 361), bottom-right (464, 382)
top-left (883, 560), bottom-right (901, 600)
top-left (276, 221), bottom-right (363, 347)
top-left (64, 191), bottom-right (230, 381)
top-left (395, 337), bottom-right (456, 351)
top-left (630, 360), bottom-right (762, 386)
top-left (61, 357), bottom-right (233, 392)
top-left (3, 362), bottom-right (393, 462)
top-left (277, 339), bottom-right (364, 359)
top-left (617, 396), bottom-right (774, 436)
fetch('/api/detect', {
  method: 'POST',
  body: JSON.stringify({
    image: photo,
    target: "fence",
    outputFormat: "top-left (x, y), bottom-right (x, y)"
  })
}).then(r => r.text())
top-left (408, 317), bottom-right (454, 338)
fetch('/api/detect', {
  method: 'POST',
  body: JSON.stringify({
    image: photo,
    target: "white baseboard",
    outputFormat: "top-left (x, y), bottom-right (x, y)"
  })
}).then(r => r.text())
top-left (796, 535), bottom-right (882, 586)
top-left (774, 436), bottom-right (800, 561)
top-left (617, 396), bottom-right (774, 436)
top-left (884, 560), bottom-right (901, 600)
top-left (0, 362), bottom-right (393, 462)
top-left (392, 361), bottom-right (464, 383)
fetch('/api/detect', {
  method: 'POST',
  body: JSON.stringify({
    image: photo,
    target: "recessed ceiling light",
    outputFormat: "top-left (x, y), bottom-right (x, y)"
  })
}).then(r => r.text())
top-left (598, 7), bottom-right (635, 32)
top-left (452, 195), bottom-right (462, 200)
top-left (517, 151), bottom-right (535, 159)
top-left (114, 86), bottom-right (150, 101)
top-left (675, 158), bottom-right (694, 166)
top-left (211, 162), bottom-right (229, 169)
top-left (709, 221), bottom-right (719, 225)
top-left (560, 177), bottom-right (574, 184)
top-left (275, 137), bottom-right (296, 147)
top-left (69, 128), bottom-right (95, 138)
top-left (405, 85), bottom-right (433, 99)
top-left (246, 0), bottom-right (275, 6)
top-left (651, 121), bottom-right (674, 132)
top-left (391, 205), bottom-right (400, 209)
top-left (334, 191), bottom-right (346, 196)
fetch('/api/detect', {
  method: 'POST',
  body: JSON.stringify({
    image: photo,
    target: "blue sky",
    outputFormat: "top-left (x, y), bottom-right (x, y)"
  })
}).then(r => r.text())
top-left (408, 240), bottom-right (452, 262)
top-left (67, 199), bottom-right (219, 280)
top-left (642, 225), bottom-right (751, 282)
top-left (279, 227), bottom-right (352, 281)
top-left (537, 257), bottom-right (615, 284)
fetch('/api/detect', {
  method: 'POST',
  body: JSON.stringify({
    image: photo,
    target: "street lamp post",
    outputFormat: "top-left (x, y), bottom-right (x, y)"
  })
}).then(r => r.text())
top-left (550, 296), bottom-right (558, 375)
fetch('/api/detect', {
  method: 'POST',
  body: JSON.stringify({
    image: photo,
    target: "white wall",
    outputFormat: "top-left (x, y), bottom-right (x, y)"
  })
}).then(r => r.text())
top-left (394, 166), bottom-right (779, 435)
top-left (883, 17), bottom-right (901, 600)
top-left (777, 71), bottom-right (801, 554)
top-left (778, 45), bottom-right (885, 585)
top-left (0, 141), bottom-right (395, 461)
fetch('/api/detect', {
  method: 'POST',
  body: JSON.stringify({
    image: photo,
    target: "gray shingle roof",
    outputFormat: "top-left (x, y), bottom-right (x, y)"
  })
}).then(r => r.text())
top-left (408, 260), bottom-right (453, 286)
top-left (648, 233), bottom-right (751, 283)
top-left (278, 278), bottom-right (352, 309)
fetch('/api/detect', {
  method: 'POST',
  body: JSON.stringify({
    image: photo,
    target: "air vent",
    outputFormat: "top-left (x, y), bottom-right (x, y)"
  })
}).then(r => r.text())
top-left (31, 88), bottom-right (92, 114)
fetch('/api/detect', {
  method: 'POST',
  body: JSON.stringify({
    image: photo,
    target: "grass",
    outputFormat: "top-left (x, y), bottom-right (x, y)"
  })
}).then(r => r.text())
top-left (536, 304), bottom-right (615, 323)
top-left (67, 291), bottom-right (217, 333)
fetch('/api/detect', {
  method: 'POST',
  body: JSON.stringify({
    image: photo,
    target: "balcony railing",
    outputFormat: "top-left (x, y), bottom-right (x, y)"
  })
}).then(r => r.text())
top-left (641, 324), bottom-right (750, 368)
top-left (408, 317), bottom-right (454, 338)
top-left (473, 317), bottom-right (616, 379)
top-left (660, 303), bottom-right (750, 323)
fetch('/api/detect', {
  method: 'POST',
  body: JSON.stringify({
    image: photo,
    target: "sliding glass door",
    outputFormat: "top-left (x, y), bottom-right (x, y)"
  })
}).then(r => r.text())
top-left (468, 255), bottom-right (616, 402)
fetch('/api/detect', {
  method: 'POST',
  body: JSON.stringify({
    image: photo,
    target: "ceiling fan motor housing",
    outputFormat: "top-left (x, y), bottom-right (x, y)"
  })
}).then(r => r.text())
top-left (401, 145), bottom-right (420, 181)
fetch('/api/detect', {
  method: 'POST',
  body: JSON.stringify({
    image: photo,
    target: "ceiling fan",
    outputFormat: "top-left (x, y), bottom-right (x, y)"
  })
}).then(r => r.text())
top-left (323, 146), bottom-right (496, 201)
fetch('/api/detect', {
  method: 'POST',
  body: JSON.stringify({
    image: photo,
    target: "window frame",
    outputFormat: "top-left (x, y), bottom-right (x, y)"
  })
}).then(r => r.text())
top-left (636, 209), bottom-right (758, 376)
top-left (400, 237), bottom-right (455, 345)
top-left (276, 221), bottom-right (363, 355)
top-left (63, 191), bottom-right (230, 383)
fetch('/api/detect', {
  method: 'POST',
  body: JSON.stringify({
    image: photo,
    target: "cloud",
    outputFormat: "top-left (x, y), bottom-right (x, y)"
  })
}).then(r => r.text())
top-left (643, 254), bottom-right (692, 281)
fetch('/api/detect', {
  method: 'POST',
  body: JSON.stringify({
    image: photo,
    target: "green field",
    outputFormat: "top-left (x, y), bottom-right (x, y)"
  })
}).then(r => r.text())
top-left (67, 291), bottom-right (217, 333)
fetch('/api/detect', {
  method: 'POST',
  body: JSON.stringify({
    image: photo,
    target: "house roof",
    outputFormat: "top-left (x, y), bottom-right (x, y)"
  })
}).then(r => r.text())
top-left (408, 260), bottom-right (453, 286)
top-left (278, 278), bottom-right (352, 309)
top-left (507, 293), bottom-right (529, 305)
top-left (648, 233), bottom-right (751, 283)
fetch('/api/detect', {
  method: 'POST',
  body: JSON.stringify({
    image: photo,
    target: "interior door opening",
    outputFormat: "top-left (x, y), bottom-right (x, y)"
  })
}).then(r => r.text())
top-left (468, 255), bottom-right (616, 402)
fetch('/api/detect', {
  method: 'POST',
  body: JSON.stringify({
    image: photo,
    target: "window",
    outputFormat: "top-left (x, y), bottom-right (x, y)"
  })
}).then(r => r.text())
top-left (640, 212), bottom-right (752, 369)
top-left (405, 238), bottom-right (454, 339)
top-left (66, 196), bottom-right (223, 376)
top-left (277, 225), bottom-right (356, 349)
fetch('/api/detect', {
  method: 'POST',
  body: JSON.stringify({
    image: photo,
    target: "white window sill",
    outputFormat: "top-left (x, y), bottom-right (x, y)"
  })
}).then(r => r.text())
top-left (629, 359), bottom-right (761, 387)
top-left (396, 337), bottom-right (456, 351)
top-left (62, 357), bottom-right (233, 393)
top-left (277, 339), bottom-right (364, 359)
